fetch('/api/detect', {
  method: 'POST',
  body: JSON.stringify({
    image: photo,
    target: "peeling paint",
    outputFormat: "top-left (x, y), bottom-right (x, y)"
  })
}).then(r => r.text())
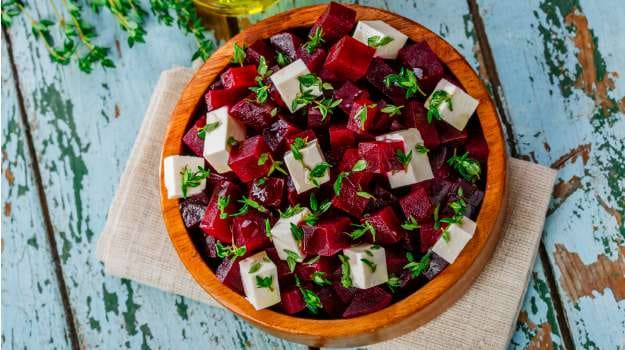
top-left (550, 143), bottom-right (591, 169)
top-left (517, 311), bottom-right (555, 350)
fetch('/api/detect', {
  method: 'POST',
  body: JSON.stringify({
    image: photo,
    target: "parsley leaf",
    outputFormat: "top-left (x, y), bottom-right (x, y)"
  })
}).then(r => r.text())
top-left (249, 261), bottom-right (262, 273)
top-left (355, 104), bottom-right (376, 130)
top-left (197, 121), bottom-right (220, 139)
top-left (427, 89), bottom-right (453, 123)
top-left (279, 204), bottom-right (304, 218)
top-left (291, 89), bottom-right (316, 111)
top-left (256, 275), bottom-right (274, 292)
top-left (314, 98), bottom-right (342, 120)
top-left (415, 144), bottom-right (429, 154)
top-left (352, 159), bottom-right (368, 172)
top-left (338, 254), bottom-right (352, 288)
top-left (217, 195), bottom-right (231, 219)
top-left (356, 190), bottom-right (375, 199)
top-left (231, 196), bottom-right (267, 217)
top-left (284, 249), bottom-right (300, 272)
top-left (367, 35), bottom-right (394, 48)
top-left (401, 216), bottom-right (420, 231)
top-left (290, 137), bottom-right (308, 161)
top-left (384, 67), bottom-right (426, 98)
top-left (308, 161), bottom-right (331, 185)
top-left (403, 252), bottom-right (430, 278)
top-left (226, 136), bottom-right (239, 147)
top-left (276, 51), bottom-right (290, 67)
top-left (215, 241), bottom-right (247, 259)
top-left (290, 223), bottom-right (304, 242)
top-left (180, 166), bottom-right (210, 198)
top-left (302, 27), bottom-right (325, 54)
top-left (231, 42), bottom-right (246, 66)
top-left (268, 160), bottom-right (288, 176)
top-left (388, 275), bottom-right (401, 293)
top-left (295, 275), bottom-right (322, 313)
top-left (447, 150), bottom-right (481, 183)
top-left (380, 104), bottom-right (404, 117)
top-left (348, 221), bottom-right (376, 241)
top-left (265, 218), bottom-right (272, 239)
top-left (311, 271), bottom-right (331, 286)
top-left (257, 152), bottom-right (270, 166)
top-left (395, 149), bottom-right (414, 168)
top-left (361, 258), bottom-right (377, 272)
top-left (333, 171), bottom-right (348, 196)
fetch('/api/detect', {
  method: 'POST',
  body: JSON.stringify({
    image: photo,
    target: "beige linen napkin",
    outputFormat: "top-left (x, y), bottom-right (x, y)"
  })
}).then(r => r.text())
top-left (96, 67), bottom-right (557, 349)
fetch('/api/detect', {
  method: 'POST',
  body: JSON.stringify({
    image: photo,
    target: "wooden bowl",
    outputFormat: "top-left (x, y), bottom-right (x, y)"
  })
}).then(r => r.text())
top-left (160, 4), bottom-right (507, 347)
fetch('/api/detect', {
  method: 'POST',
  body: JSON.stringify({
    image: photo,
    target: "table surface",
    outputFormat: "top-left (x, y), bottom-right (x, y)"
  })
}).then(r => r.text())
top-left (2, 0), bottom-right (624, 349)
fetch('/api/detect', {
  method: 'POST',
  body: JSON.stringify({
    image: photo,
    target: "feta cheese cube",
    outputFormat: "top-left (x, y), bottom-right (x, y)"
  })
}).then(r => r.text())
top-left (343, 244), bottom-right (388, 289)
top-left (352, 20), bottom-right (408, 59)
top-left (239, 251), bottom-right (281, 310)
top-left (202, 106), bottom-right (246, 173)
top-left (431, 216), bottom-right (477, 264)
top-left (284, 140), bottom-right (330, 193)
top-left (425, 79), bottom-right (479, 131)
top-left (376, 129), bottom-right (434, 188)
top-left (270, 59), bottom-right (322, 113)
top-left (163, 155), bottom-right (206, 199)
top-left (271, 208), bottom-right (312, 262)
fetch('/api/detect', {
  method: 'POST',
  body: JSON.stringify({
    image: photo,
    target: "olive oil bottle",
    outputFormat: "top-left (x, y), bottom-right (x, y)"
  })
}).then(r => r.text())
top-left (194, 0), bottom-right (279, 16)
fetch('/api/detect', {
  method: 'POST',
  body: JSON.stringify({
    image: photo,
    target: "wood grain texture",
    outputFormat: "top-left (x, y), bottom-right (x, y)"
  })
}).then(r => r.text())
top-left (160, 4), bottom-right (507, 347)
top-left (476, 0), bottom-right (625, 348)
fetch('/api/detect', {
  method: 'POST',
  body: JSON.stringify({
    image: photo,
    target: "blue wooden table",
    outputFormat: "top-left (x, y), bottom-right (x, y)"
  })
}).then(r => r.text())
top-left (2, 0), bottom-right (624, 349)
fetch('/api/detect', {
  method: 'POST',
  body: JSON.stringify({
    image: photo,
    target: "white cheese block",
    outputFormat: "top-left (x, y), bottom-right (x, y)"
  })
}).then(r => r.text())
top-left (271, 208), bottom-right (311, 261)
top-left (352, 20), bottom-right (408, 59)
top-left (431, 216), bottom-right (477, 264)
top-left (343, 244), bottom-right (388, 289)
top-left (239, 251), bottom-right (281, 310)
top-left (376, 129), bottom-right (434, 188)
top-left (202, 106), bottom-right (246, 173)
top-left (425, 79), bottom-right (479, 131)
top-left (163, 155), bottom-right (206, 199)
top-left (269, 59), bottom-right (322, 113)
top-left (283, 140), bottom-right (330, 193)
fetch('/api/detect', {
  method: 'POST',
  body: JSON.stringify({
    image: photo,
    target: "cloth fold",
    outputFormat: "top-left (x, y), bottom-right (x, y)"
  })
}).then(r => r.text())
top-left (96, 67), bottom-right (557, 349)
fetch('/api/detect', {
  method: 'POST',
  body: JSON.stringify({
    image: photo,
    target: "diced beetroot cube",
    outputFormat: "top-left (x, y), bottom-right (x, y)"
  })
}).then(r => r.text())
top-left (438, 122), bottom-right (468, 145)
top-left (204, 88), bottom-right (246, 112)
top-left (302, 217), bottom-right (352, 256)
top-left (179, 192), bottom-right (210, 229)
top-left (403, 100), bottom-right (441, 149)
top-left (451, 179), bottom-right (484, 219)
top-left (367, 183), bottom-right (398, 212)
top-left (216, 257), bottom-right (244, 294)
top-left (295, 256), bottom-right (336, 281)
top-left (366, 57), bottom-right (407, 104)
top-left (232, 211), bottom-right (271, 253)
top-left (220, 65), bottom-right (258, 90)
top-left (280, 286), bottom-right (306, 314)
top-left (286, 177), bottom-right (310, 206)
top-left (297, 46), bottom-right (327, 72)
top-left (338, 148), bottom-right (360, 172)
top-left (419, 221), bottom-right (441, 253)
top-left (197, 234), bottom-right (218, 259)
top-left (465, 133), bottom-right (489, 163)
top-left (332, 172), bottom-right (373, 217)
top-left (269, 84), bottom-right (287, 109)
top-left (423, 252), bottom-right (449, 280)
top-left (318, 66), bottom-right (341, 84)
top-left (207, 171), bottom-right (238, 188)
top-left (329, 125), bottom-right (356, 150)
top-left (310, 2), bottom-right (356, 43)
top-left (248, 177), bottom-right (285, 208)
top-left (182, 117), bottom-right (205, 157)
top-left (323, 36), bottom-right (375, 81)
top-left (266, 247), bottom-right (293, 281)
top-left (371, 100), bottom-right (394, 132)
top-left (307, 104), bottom-right (330, 129)
top-left (363, 207), bottom-right (403, 245)
top-left (400, 186), bottom-right (433, 221)
top-left (332, 282), bottom-right (356, 305)
top-left (285, 129), bottom-right (316, 146)
top-left (390, 118), bottom-right (406, 131)
top-left (398, 41), bottom-right (445, 93)
top-left (400, 228), bottom-right (420, 252)
top-left (245, 40), bottom-right (276, 66)
top-left (263, 117), bottom-right (301, 153)
top-left (318, 286), bottom-right (345, 317)
top-left (200, 181), bottom-right (241, 243)
top-left (334, 81), bottom-right (370, 114)
top-left (230, 96), bottom-right (276, 131)
top-left (269, 32), bottom-right (302, 60)
top-left (385, 248), bottom-right (409, 276)
top-left (347, 98), bottom-right (379, 133)
top-left (228, 136), bottom-right (273, 183)
top-left (358, 140), bottom-right (404, 174)
top-left (342, 286), bottom-right (392, 318)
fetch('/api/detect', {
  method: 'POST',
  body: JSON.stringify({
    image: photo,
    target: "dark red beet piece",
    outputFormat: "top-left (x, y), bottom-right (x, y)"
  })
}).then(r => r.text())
top-left (363, 206), bottom-right (403, 245)
top-left (228, 135), bottom-right (272, 183)
top-left (371, 100), bottom-right (394, 132)
top-left (323, 36), bottom-right (375, 81)
top-left (465, 133), bottom-right (489, 163)
top-left (347, 98), bottom-right (379, 133)
top-left (318, 286), bottom-right (345, 317)
top-left (280, 286), bottom-right (306, 314)
top-left (263, 117), bottom-right (301, 153)
top-left (332, 172), bottom-right (373, 217)
top-left (310, 2), bottom-right (356, 43)
top-left (403, 100), bottom-right (441, 149)
top-left (182, 117), bottom-right (205, 157)
top-left (232, 211), bottom-right (271, 253)
top-left (332, 282), bottom-right (356, 305)
top-left (318, 66), bottom-right (341, 84)
top-left (342, 286), bottom-right (392, 318)
top-left (398, 41), bottom-right (445, 93)
top-left (248, 177), bottom-right (285, 208)
top-left (216, 257), bottom-right (244, 294)
top-left (269, 84), bottom-right (287, 109)
top-left (329, 125), bottom-right (356, 150)
top-left (200, 181), bottom-right (241, 243)
top-left (338, 147), bottom-right (360, 172)
top-left (295, 256), bottom-right (336, 281)
top-left (307, 104), bottom-right (330, 129)
top-left (285, 177), bottom-right (311, 206)
top-left (207, 171), bottom-right (237, 188)
top-left (302, 217), bottom-right (351, 256)
top-left (266, 247), bottom-right (293, 281)
top-left (358, 140), bottom-right (404, 174)
top-left (419, 221), bottom-right (441, 253)
top-left (230, 96), bottom-right (276, 131)
top-left (423, 252), bottom-right (449, 280)
top-left (179, 192), bottom-right (210, 229)
top-left (400, 186), bottom-right (433, 221)
top-left (366, 57), bottom-right (407, 104)
top-left (385, 248), bottom-right (409, 276)
top-left (220, 65), bottom-right (258, 90)
top-left (204, 88), bottom-right (246, 112)
top-left (197, 234), bottom-right (219, 259)
top-left (296, 46), bottom-right (327, 72)
top-left (367, 182), bottom-right (398, 212)
top-left (269, 32), bottom-right (302, 60)
top-left (438, 122), bottom-right (468, 145)
top-left (245, 40), bottom-right (276, 66)
top-left (400, 227), bottom-right (420, 252)
top-left (334, 81), bottom-right (370, 114)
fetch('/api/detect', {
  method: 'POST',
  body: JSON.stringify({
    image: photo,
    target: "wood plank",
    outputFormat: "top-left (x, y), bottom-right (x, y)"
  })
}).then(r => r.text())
top-left (1, 36), bottom-right (73, 349)
top-left (3, 2), bottom-right (304, 349)
top-left (476, 0), bottom-right (625, 348)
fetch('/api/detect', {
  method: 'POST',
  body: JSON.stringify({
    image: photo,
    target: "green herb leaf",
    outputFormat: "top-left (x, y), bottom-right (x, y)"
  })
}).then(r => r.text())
top-left (276, 51), bottom-right (290, 67)
top-left (255, 275), bottom-right (274, 292)
top-left (232, 42), bottom-right (246, 66)
top-left (215, 241), bottom-right (247, 259)
top-left (395, 149), bottom-right (414, 168)
top-left (257, 55), bottom-right (271, 78)
top-left (427, 89), bottom-right (453, 123)
top-left (231, 196), bottom-right (267, 217)
top-left (314, 98), bottom-right (342, 120)
top-left (249, 79), bottom-right (271, 104)
top-left (284, 249), bottom-right (300, 272)
top-left (302, 27), bottom-right (325, 54)
top-left (380, 104), bottom-right (404, 117)
top-left (279, 204), bottom-right (305, 218)
top-left (338, 254), bottom-right (352, 288)
top-left (355, 104), bottom-right (376, 130)
top-left (415, 144), bottom-right (429, 154)
top-left (197, 121), bottom-right (220, 139)
top-left (311, 271), bottom-right (332, 286)
top-left (361, 258), bottom-right (377, 273)
top-left (367, 35), bottom-right (394, 48)
top-left (217, 195), bottom-right (231, 219)
top-left (348, 221), bottom-right (376, 241)
top-left (441, 228), bottom-right (451, 242)
top-left (403, 252), bottom-right (430, 278)
top-left (227, 136), bottom-right (239, 147)
top-left (265, 218), bottom-right (272, 239)
top-left (258, 152), bottom-right (270, 166)
top-left (384, 67), bottom-right (426, 98)
top-left (290, 137), bottom-right (308, 161)
top-left (290, 223), bottom-right (304, 242)
top-left (180, 166), bottom-right (210, 198)
top-left (304, 255), bottom-right (320, 265)
top-left (296, 277), bottom-right (322, 313)
top-left (308, 161), bottom-right (331, 180)
top-left (268, 160), bottom-right (288, 176)
top-left (356, 191), bottom-right (375, 199)
top-left (333, 171), bottom-right (348, 196)
top-left (351, 159), bottom-right (368, 172)
top-left (249, 261), bottom-right (262, 273)
top-left (388, 275), bottom-right (401, 293)
top-left (447, 150), bottom-right (481, 183)
top-left (401, 216), bottom-right (420, 231)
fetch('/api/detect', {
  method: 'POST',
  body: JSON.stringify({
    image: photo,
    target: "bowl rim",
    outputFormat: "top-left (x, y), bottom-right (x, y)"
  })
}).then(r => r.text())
top-left (160, 3), bottom-right (507, 346)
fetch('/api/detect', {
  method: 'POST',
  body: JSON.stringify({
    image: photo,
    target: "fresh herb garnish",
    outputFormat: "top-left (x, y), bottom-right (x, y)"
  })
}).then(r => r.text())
top-left (290, 223), bottom-right (304, 242)
top-left (351, 160), bottom-right (368, 172)
top-left (388, 275), bottom-right (401, 293)
top-left (268, 160), bottom-right (288, 176)
top-left (249, 261), bottom-right (262, 273)
top-left (279, 204), bottom-right (305, 218)
top-left (231, 42), bottom-right (246, 66)
top-left (361, 258), bottom-right (377, 273)
top-left (295, 275), bottom-right (322, 313)
top-left (284, 249), bottom-right (300, 272)
top-left (290, 137), bottom-right (308, 161)
top-left (441, 229), bottom-right (451, 242)
top-left (395, 149), bottom-right (414, 168)
top-left (249, 56), bottom-right (272, 103)
top-left (311, 271), bottom-right (332, 286)
top-left (367, 35), bottom-right (394, 48)
top-left (302, 27), bottom-right (325, 54)
top-left (276, 51), bottom-right (290, 67)
top-left (197, 121), bottom-right (220, 139)
top-left (231, 196), bottom-right (268, 217)
top-left (265, 218), bottom-right (272, 239)
top-left (333, 160), bottom-right (367, 195)
top-left (427, 90), bottom-right (453, 123)
top-left (447, 150), bottom-right (481, 183)
top-left (415, 144), bottom-right (429, 154)
top-left (314, 98), bottom-right (342, 120)
top-left (304, 194), bottom-right (331, 225)
top-left (348, 221), bottom-right (376, 241)
top-left (338, 254), bottom-right (352, 288)
top-left (215, 241), bottom-right (247, 259)
top-left (217, 195), bottom-right (230, 219)
top-left (308, 161), bottom-right (331, 186)
top-left (180, 166), bottom-right (210, 198)
top-left (304, 255), bottom-right (320, 265)
top-left (291, 89), bottom-right (316, 111)
top-left (355, 103), bottom-right (376, 130)
top-left (255, 275), bottom-right (274, 292)
top-left (356, 190), bottom-right (375, 199)
top-left (433, 204), bottom-right (441, 229)
top-left (384, 67), bottom-right (426, 98)
top-left (403, 252), bottom-right (430, 278)
top-left (257, 152), bottom-right (270, 166)
top-left (380, 104), bottom-right (404, 117)
top-left (401, 216), bottom-right (420, 231)
top-left (226, 136), bottom-right (239, 147)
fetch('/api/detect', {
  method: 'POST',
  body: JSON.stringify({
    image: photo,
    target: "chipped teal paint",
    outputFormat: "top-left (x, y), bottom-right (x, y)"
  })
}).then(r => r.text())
top-left (477, 0), bottom-right (625, 348)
